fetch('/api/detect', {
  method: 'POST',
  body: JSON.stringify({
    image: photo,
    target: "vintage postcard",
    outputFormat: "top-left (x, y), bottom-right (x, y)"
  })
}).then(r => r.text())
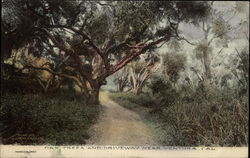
top-left (1, 1), bottom-right (249, 158)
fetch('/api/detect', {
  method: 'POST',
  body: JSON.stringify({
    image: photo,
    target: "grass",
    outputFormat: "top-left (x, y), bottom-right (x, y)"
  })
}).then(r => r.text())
top-left (109, 88), bottom-right (248, 146)
top-left (0, 89), bottom-right (100, 145)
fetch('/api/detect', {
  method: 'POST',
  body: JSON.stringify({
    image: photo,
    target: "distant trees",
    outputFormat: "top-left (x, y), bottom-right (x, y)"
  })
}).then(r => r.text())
top-left (129, 54), bottom-right (160, 94)
top-left (2, 0), bottom-right (210, 103)
top-left (162, 53), bottom-right (186, 85)
top-left (113, 67), bottom-right (130, 92)
top-left (191, 1), bottom-right (231, 84)
top-left (114, 53), bottom-right (160, 94)
top-left (187, 1), bottom-right (249, 89)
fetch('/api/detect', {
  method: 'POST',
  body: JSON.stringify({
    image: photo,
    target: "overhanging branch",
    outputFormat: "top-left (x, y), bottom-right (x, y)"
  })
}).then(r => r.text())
top-left (34, 27), bottom-right (93, 80)
top-left (106, 35), bottom-right (171, 77)
top-left (105, 25), bottom-right (149, 55)
top-left (23, 65), bottom-right (83, 88)
top-left (46, 25), bottom-right (109, 70)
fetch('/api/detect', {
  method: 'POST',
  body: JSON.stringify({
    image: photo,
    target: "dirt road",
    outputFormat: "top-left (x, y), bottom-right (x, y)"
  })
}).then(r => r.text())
top-left (86, 91), bottom-right (158, 146)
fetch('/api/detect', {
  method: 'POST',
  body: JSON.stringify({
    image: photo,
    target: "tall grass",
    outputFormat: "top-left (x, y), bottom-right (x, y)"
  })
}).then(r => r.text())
top-left (110, 85), bottom-right (248, 146)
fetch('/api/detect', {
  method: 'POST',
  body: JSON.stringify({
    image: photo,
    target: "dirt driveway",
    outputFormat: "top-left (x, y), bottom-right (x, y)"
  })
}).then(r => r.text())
top-left (86, 91), bottom-right (158, 146)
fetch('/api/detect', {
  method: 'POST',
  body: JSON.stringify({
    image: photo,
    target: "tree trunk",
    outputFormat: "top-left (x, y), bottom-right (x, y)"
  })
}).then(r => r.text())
top-left (203, 22), bottom-right (212, 84)
top-left (89, 88), bottom-right (100, 104)
top-left (203, 50), bottom-right (212, 83)
top-left (86, 80), bottom-right (101, 105)
top-left (117, 78), bottom-right (126, 92)
top-left (118, 83), bottom-right (125, 92)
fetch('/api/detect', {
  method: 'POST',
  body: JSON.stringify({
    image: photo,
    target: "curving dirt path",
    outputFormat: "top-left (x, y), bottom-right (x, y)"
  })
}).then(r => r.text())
top-left (86, 91), bottom-right (158, 146)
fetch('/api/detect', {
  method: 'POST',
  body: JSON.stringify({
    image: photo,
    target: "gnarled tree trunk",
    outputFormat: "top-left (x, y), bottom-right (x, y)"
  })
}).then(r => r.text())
top-left (88, 83), bottom-right (101, 104)
top-left (81, 79), bottom-right (103, 105)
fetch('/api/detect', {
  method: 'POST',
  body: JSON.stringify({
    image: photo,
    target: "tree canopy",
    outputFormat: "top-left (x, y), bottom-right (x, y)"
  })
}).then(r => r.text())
top-left (2, 0), bottom-right (211, 102)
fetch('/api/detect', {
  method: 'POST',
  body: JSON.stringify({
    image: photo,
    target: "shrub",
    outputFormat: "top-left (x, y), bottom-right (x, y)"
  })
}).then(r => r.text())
top-left (0, 92), bottom-right (99, 145)
top-left (110, 86), bottom-right (248, 146)
top-left (149, 78), bottom-right (180, 108)
top-left (1, 78), bottom-right (43, 95)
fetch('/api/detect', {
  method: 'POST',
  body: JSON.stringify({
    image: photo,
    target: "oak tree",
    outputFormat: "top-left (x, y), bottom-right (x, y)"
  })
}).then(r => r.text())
top-left (2, 0), bottom-right (210, 103)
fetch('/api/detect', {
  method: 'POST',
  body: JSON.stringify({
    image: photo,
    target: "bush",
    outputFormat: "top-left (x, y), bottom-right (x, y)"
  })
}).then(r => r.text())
top-left (110, 92), bottom-right (156, 108)
top-left (149, 78), bottom-right (180, 108)
top-left (110, 86), bottom-right (248, 146)
top-left (1, 78), bottom-right (43, 95)
top-left (0, 92), bottom-right (99, 145)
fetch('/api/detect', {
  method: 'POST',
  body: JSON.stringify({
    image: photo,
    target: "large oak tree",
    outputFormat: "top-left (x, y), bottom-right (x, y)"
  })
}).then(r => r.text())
top-left (2, 0), bottom-right (210, 103)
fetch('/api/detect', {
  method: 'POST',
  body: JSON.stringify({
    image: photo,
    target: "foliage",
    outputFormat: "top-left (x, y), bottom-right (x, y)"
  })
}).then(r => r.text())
top-left (2, 1), bottom-right (210, 59)
top-left (194, 41), bottom-right (213, 59)
top-left (212, 18), bottom-right (228, 37)
top-left (1, 63), bottom-right (43, 94)
top-left (228, 47), bottom-right (249, 93)
top-left (0, 90), bottom-right (99, 145)
top-left (147, 76), bottom-right (180, 111)
top-left (1, 0), bottom-right (248, 147)
top-left (110, 85), bottom-right (248, 146)
top-left (161, 53), bottom-right (186, 83)
top-left (236, 48), bottom-right (249, 81)
top-left (1, 78), bottom-right (42, 95)
top-left (2, 1), bottom-right (210, 103)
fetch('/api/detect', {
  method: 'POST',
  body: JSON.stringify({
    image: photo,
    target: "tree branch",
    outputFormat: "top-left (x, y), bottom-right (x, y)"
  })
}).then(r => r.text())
top-left (46, 24), bottom-right (109, 70)
top-left (208, 32), bottom-right (225, 45)
top-left (23, 65), bottom-right (83, 88)
top-left (177, 36), bottom-right (197, 46)
top-left (79, 11), bottom-right (93, 32)
top-left (34, 27), bottom-right (93, 80)
top-left (34, 27), bottom-right (69, 53)
top-left (105, 24), bottom-right (149, 55)
top-left (106, 35), bottom-right (171, 77)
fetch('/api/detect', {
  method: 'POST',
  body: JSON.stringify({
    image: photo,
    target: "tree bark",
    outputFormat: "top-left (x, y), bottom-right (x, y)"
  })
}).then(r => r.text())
top-left (85, 80), bottom-right (101, 104)
top-left (202, 21), bottom-right (212, 84)
top-left (89, 88), bottom-right (100, 104)
top-left (117, 79), bottom-right (125, 92)
top-left (203, 50), bottom-right (212, 83)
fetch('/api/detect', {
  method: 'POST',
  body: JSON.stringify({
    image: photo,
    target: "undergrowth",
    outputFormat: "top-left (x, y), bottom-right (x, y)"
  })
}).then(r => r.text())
top-left (109, 85), bottom-right (248, 146)
top-left (0, 90), bottom-right (99, 145)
